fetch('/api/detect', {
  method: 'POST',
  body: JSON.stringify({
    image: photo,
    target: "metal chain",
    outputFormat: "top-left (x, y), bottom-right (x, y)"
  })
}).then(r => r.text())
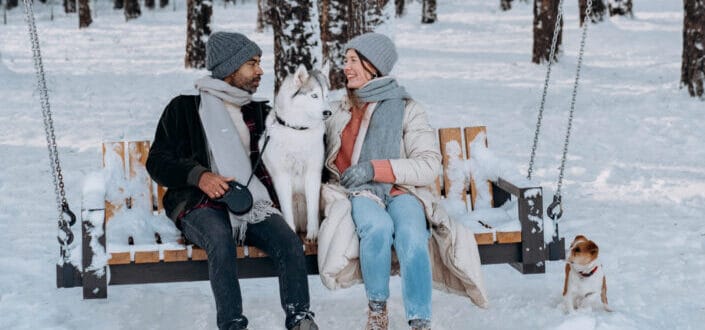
top-left (528, 0), bottom-right (565, 180)
top-left (547, 0), bottom-right (593, 223)
top-left (21, 0), bottom-right (75, 260)
top-left (554, 0), bottom-right (592, 198)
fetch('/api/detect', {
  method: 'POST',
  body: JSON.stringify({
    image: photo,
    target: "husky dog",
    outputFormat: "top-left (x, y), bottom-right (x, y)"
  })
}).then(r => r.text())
top-left (261, 64), bottom-right (331, 240)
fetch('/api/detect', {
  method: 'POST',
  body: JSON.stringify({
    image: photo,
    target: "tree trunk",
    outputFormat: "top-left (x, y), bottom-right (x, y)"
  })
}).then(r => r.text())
top-left (145, 0), bottom-right (155, 10)
top-left (160, 0), bottom-right (169, 8)
top-left (681, 0), bottom-right (705, 98)
top-left (64, 0), bottom-right (76, 13)
top-left (395, 0), bottom-right (405, 17)
top-left (114, 0), bottom-right (124, 10)
top-left (124, 0), bottom-right (141, 20)
top-left (78, 0), bottom-right (92, 28)
top-left (421, 0), bottom-right (436, 24)
top-left (607, 0), bottom-right (632, 17)
top-left (320, 0), bottom-right (391, 90)
top-left (501, 0), bottom-right (513, 11)
top-left (6, 0), bottom-right (18, 11)
top-left (579, 0), bottom-right (606, 26)
top-left (320, 0), bottom-right (349, 89)
top-left (533, 0), bottom-right (562, 64)
top-left (269, 0), bottom-right (320, 93)
top-left (256, 0), bottom-right (271, 32)
top-left (185, 0), bottom-right (212, 69)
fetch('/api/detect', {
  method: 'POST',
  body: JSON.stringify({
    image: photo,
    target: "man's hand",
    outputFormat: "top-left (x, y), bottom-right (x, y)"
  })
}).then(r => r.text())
top-left (198, 172), bottom-right (235, 199)
top-left (340, 162), bottom-right (374, 188)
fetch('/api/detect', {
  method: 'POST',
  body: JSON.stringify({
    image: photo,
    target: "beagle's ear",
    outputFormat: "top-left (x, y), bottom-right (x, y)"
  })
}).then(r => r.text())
top-left (293, 64), bottom-right (309, 89)
top-left (570, 235), bottom-right (588, 249)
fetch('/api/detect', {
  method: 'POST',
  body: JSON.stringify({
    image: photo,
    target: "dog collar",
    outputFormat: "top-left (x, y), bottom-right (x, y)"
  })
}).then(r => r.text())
top-left (275, 114), bottom-right (309, 130)
top-left (578, 265), bottom-right (599, 278)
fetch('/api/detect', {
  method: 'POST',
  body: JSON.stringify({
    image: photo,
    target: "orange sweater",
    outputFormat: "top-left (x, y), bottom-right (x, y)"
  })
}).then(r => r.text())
top-left (334, 104), bottom-right (403, 196)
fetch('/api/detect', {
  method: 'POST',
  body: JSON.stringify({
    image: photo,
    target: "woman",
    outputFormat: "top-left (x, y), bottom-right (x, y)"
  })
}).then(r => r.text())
top-left (323, 32), bottom-right (439, 330)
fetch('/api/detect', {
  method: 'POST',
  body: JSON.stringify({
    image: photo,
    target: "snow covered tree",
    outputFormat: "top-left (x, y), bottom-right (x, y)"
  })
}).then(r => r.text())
top-left (78, 0), bottom-right (92, 28)
top-left (269, 0), bottom-right (320, 93)
top-left (114, 0), bottom-right (124, 10)
top-left (5, 0), bottom-right (18, 11)
top-left (320, 0), bottom-right (391, 90)
top-left (501, 0), bottom-right (513, 11)
top-left (64, 0), bottom-right (76, 13)
top-left (256, 0), bottom-right (271, 32)
top-left (145, 0), bottom-right (155, 10)
top-left (124, 0), bottom-right (141, 20)
top-left (421, 0), bottom-right (436, 24)
top-left (681, 0), bottom-right (705, 98)
top-left (395, 0), bottom-right (405, 17)
top-left (319, 0), bottom-right (349, 90)
top-left (608, 0), bottom-right (632, 17)
top-left (533, 0), bottom-right (562, 64)
top-left (185, 0), bottom-right (212, 69)
top-left (579, 0), bottom-right (606, 26)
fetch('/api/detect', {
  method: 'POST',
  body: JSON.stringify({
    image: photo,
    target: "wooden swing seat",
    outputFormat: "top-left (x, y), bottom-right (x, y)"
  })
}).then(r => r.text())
top-left (81, 126), bottom-right (552, 299)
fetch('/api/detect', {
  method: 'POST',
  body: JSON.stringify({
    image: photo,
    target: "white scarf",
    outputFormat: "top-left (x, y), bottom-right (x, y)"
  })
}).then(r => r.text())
top-left (195, 76), bottom-right (280, 243)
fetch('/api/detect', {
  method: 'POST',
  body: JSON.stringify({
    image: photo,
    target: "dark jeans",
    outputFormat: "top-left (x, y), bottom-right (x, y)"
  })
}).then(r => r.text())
top-left (181, 207), bottom-right (311, 330)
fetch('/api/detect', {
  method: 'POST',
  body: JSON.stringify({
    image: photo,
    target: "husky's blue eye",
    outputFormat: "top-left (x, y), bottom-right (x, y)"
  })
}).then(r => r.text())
top-left (311, 93), bottom-right (318, 99)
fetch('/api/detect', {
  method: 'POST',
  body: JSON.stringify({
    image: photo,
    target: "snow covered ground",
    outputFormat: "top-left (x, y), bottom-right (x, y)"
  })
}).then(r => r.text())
top-left (1, 0), bottom-right (704, 329)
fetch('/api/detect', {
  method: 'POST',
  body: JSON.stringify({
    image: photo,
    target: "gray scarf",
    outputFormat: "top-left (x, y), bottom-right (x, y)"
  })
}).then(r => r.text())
top-left (195, 76), bottom-right (279, 243)
top-left (351, 77), bottom-right (411, 203)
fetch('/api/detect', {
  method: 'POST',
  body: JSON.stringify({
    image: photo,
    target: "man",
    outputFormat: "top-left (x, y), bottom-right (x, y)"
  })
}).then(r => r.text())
top-left (146, 31), bottom-right (318, 330)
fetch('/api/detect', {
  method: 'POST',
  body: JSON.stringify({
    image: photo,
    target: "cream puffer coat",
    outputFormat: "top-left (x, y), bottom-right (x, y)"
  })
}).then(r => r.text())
top-left (317, 96), bottom-right (489, 308)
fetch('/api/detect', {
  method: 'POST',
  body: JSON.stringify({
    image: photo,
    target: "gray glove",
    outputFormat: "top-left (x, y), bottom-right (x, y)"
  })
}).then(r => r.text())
top-left (340, 162), bottom-right (374, 188)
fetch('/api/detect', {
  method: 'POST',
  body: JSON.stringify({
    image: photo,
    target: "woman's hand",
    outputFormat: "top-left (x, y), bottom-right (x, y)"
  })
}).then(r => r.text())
top-left (340, 162), bottom-right (374, 188)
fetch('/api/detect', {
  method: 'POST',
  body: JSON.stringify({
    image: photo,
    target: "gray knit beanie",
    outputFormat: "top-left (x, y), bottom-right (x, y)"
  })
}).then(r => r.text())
top-left (345, 33), bottom-right (398, 76)
top-left (206, 32), bottom-right (262, 80)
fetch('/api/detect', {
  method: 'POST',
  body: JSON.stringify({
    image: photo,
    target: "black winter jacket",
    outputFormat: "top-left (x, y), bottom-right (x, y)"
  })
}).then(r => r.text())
top-left (146, 94), bottom-right (276, 226)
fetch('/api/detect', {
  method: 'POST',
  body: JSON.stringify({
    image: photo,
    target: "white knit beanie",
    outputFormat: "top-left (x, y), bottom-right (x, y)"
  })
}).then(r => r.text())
top-left (345, 33), bottom-right (398, 76)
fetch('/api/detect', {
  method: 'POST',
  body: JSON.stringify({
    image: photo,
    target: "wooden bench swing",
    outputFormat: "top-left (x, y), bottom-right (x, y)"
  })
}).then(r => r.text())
top-left (80, 125), bottom-right (563, 299)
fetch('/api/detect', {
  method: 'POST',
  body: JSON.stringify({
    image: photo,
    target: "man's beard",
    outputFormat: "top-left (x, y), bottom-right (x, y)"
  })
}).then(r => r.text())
top-left (242, 77), bottom-right (261, 93)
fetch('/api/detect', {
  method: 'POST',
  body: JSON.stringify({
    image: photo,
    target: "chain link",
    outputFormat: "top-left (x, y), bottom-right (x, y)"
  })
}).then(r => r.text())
top-left (528, 0), bottom-right (565, 180)
top-left (21, 0), bottom-right (74, 260)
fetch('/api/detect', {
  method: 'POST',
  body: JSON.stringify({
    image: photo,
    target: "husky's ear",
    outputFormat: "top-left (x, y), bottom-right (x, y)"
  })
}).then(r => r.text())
top-left (292, 64), bottom-right (309, 89)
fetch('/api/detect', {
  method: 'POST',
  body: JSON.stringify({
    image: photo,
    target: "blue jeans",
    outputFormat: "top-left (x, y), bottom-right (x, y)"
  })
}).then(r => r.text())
top-left (351, 194), bottom-right (432, 322)
top-left (180, 207), bottom-right (311, 330)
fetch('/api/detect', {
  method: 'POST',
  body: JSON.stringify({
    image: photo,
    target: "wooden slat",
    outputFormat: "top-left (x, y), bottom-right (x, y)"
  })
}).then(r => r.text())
top-left (438, 128), bottom-right (467, 204)
top-left (108, 252), bottom-right (131, 265)
top-left (164, 249), bottom-right (189, 262)
top-left (237, 246), bottom-right (247, 258)
top-left (191, 247), bottom-right (208, 261)
top-left (156, 185), bottom-right (167, 213)
top-left (134, 251), bottom-right (160, 263)
top-left (248, 246), bottom-right (269, 258)
top-left (474, 232), bottom-right (496, 245)
top-left (496, 231), bottom-right (522, 244)
top-left (464, 126), bottom-right (494, 210)
top-left (128, 141), bottom-right (154, 211)
top-left (102, 142), bottom-right (126, 222)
